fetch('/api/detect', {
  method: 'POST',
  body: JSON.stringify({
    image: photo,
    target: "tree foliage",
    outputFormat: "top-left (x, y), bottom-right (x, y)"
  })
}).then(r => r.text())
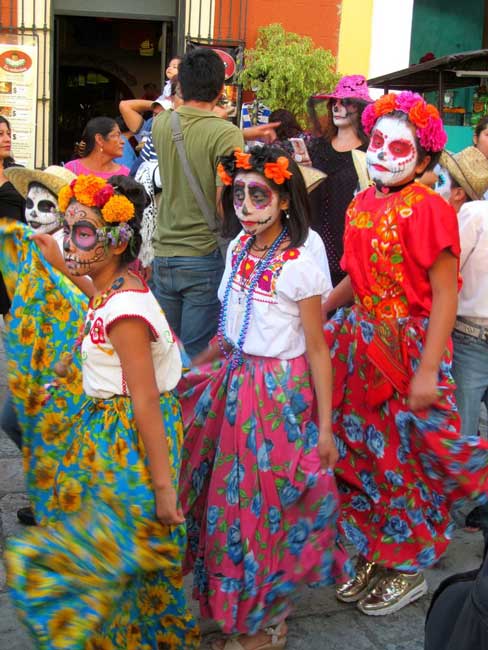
top-left (238, 24), bottom-right (339, 126)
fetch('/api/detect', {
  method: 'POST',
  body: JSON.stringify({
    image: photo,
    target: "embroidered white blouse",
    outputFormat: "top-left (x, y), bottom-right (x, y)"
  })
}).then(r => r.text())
top-left (81, 288), bottom-right (181, 398)
top-left (218, 229), bottom-right (332, 359)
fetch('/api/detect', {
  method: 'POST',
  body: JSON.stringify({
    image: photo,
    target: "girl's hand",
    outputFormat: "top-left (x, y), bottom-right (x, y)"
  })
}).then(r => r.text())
top-left (408, 367), bottom-right (438, 411)
top-left (317, 431), bottom-right (339, 471)
top-left (30, 232), bottom-right (64, 271)
top-left (154, 486), bottom-right (185, 526)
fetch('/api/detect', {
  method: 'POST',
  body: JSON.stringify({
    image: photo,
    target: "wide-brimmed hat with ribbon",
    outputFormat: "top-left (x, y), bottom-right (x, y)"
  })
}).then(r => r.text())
top-left (4, 165), bottom-right (77, 199)
top-left (440, 146), bottom-right (488, 200)
top-left (312, 75), bottom-right (373, 103)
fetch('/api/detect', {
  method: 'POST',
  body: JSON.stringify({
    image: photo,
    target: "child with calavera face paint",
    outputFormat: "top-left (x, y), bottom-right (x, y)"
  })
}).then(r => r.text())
top-left (177, 145), bottom-right (352, 649)
top-left (323, 92), bottom-right (488, 616)
top-left (4, 174), bottom-right (200, 649)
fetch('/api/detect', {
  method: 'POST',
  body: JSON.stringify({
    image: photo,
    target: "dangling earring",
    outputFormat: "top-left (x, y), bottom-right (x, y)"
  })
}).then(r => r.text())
top-left (285, 212), bottom-right (290, 220)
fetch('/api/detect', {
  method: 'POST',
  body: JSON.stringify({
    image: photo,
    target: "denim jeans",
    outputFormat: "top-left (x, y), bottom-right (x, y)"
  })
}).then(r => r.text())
top-left (152, 249), bottom-right (224, 359)
top-left (452, 329), bottom-right (488, 531)
top-left (452, 330), bottom-right (488, 438)
top-left (1, 391), bottom-right (22, 449)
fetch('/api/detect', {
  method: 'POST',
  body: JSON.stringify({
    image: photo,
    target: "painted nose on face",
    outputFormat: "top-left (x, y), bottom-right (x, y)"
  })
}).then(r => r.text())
top-left (242, 202), bottom-right (250, 216)
top-left (377, 151), bottom-right (386, 160)
top-left (63, 233), bottom-right (76, 253)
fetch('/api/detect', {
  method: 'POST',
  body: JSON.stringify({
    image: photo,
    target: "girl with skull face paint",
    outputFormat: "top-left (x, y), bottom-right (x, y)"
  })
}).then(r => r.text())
top-left (4, 173), bottom-right (200, 650)
top-left (307, 75), bottom-right (372, 286)
top-left (322, 92), bottom-right (488, 616)
top-left (177, 145), bottom-right (352, 650)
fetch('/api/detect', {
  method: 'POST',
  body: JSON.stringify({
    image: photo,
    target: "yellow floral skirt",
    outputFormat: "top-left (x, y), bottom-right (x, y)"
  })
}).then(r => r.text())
top-left (5, 394), bottom-right (200, 650)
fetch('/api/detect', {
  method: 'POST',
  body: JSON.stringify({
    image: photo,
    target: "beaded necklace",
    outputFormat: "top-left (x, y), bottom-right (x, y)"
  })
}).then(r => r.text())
top-left (218, 227), bottom-right (288, 369)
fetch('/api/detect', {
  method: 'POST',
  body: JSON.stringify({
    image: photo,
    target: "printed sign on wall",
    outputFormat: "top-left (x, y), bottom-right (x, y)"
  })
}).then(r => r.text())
top-left (0, 44), bottom-right (38, 167)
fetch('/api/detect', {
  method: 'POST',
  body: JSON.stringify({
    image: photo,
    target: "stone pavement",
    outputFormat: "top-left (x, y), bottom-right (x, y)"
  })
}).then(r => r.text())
top-left (0, 326), bottom-right (485, 650)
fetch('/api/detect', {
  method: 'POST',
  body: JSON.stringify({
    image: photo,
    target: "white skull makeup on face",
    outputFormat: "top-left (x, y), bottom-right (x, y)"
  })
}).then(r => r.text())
top-left (233, 171), bottom-right (284, 236)
top-left (25, 183), bottom-right (60, 233)
top-left (331, 99), bottom-right (357, 128)
top-left (433, 164), bottom-right (453, 201)
top-left (366, 116), bottom-right (418, 188)
top-left (63, 202), bottom-right (108, 276)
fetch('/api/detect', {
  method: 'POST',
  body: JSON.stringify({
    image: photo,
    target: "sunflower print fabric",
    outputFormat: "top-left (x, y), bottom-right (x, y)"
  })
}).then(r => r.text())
top-left (0, 219), bottom-right (87, 523)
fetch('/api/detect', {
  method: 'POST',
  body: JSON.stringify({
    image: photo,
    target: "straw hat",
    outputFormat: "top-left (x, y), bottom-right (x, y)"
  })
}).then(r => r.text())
top-left (440, 146), bottom-right (488, 200)
top-left (4, 165), bottom-right (77, 199)
top-left (299, 165), bottom-right (327, 193)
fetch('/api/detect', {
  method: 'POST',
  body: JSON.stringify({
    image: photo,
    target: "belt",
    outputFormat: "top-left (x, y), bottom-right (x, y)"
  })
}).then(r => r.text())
top-left (454, 317), bottom-right (488, 342)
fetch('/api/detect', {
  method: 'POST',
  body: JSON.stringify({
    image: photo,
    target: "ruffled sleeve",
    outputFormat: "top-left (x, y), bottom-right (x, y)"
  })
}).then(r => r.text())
top-left (276, 251), bottom-right (330, 304)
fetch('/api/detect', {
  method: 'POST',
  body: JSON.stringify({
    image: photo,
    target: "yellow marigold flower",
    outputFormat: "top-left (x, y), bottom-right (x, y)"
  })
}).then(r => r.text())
top-left (72, 175), bottom-right (106, 207)
top-left (57, 477), bottom-right (83, 512)
top-left (101, 194), bottom-right (134, 223)
top-left (58, 185), bottom-right (73, 213)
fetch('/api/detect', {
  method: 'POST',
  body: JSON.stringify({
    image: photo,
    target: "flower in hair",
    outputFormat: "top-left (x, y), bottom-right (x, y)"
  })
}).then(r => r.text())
top-left (101, 195), bottom-right (135, 223)
top-left (58, 175), bottom-right (135, 223)
top-left (264, 156), bottom-right (292, 185)
top-left (361, 92), bottom-right (447, 152)
top-left (58, 185), bottom-right (74, 213)
top-left (217, 162), bottom-right (233, 186)
top-left (234, 148), bottom-right (252, 170)
top-left (73, 175), bottom-right (106, 206)
top-left (93, 184), bottom-right (115, 208)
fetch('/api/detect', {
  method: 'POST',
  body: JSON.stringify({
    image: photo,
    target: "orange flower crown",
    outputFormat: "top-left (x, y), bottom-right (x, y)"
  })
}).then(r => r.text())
top-left (58, 174), bottom-right (135, 223)
top-left (217, 146), bottom-right (293, 187)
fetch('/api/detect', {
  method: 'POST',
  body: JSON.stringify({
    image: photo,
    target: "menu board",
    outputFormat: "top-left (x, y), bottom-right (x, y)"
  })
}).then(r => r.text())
top-left (0, 43), bottom-right (37, 167)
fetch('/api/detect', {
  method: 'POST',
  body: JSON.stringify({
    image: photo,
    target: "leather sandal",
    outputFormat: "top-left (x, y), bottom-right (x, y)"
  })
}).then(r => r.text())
top-left (211, 622), bottom-right (287, 650)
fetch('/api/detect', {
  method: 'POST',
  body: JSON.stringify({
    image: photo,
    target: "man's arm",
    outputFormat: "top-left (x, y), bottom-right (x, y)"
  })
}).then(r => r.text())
top-left (119, 99), bottom-right (154, 134)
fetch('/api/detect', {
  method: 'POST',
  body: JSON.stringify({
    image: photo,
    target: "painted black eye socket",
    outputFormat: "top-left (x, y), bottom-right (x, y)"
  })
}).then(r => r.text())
top-left (26, 198), bottom-right (34, 209)
top-left (38, 200), bottom-right (56, 213)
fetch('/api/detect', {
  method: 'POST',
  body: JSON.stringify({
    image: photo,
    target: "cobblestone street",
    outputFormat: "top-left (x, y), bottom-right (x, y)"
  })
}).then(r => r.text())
top-left (0, 326), bottom-right (485, 650)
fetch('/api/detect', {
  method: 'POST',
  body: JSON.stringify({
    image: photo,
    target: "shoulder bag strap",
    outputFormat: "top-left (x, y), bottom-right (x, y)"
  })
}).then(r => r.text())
top-left (170, 110), bottom-right (228, 257)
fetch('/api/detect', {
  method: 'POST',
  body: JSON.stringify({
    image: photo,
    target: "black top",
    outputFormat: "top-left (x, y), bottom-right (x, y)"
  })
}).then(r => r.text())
top-left (308, 138), bottom-right (367, 286)
top-left (0, 174), bottom-right (25, 315)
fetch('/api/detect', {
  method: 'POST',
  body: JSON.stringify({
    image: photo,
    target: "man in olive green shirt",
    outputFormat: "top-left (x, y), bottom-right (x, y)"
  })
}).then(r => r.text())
top-left (152, 48), bottom-right (244, 357)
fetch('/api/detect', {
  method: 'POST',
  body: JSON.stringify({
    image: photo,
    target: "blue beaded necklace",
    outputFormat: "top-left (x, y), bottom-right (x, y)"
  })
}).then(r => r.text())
top-left (218, 227), bottom-right (288, 369)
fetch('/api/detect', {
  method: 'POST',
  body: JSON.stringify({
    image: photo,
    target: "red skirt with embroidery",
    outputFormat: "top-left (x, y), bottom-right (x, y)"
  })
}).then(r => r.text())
top-left (324, 305), bottom-right (488, 571)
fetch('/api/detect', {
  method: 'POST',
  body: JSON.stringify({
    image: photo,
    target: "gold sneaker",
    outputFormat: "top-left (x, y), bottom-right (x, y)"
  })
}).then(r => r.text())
top-left (357, 570), bottom-right (428, 616)
top-left (336, 557), bottom-right (384, 603)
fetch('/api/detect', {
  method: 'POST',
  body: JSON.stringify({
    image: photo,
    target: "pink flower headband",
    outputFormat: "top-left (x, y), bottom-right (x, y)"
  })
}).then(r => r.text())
top-left (362, 91), bottom-right (447, 153)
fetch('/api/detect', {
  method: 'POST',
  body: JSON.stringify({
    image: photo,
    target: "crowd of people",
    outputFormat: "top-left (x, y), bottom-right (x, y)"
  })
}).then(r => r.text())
top-left (1, 45), bottom-right (488, 650)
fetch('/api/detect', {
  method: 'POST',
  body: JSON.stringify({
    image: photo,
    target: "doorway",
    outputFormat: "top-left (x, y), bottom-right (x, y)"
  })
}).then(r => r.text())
top-left (53, 15), bottom-right (175, 164)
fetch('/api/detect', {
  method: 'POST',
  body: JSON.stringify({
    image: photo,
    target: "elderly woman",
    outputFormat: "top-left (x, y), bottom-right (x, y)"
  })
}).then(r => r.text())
top-left (65, 116), bottom-right (130, 179)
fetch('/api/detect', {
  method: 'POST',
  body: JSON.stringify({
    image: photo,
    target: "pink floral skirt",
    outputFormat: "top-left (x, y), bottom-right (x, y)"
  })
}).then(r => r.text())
top-left (178, 353), bottom-right (352, 634)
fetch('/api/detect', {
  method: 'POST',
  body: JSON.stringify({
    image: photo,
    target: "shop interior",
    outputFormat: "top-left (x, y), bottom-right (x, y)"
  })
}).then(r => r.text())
top-left (53, 15), bottom-right (174, 164)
